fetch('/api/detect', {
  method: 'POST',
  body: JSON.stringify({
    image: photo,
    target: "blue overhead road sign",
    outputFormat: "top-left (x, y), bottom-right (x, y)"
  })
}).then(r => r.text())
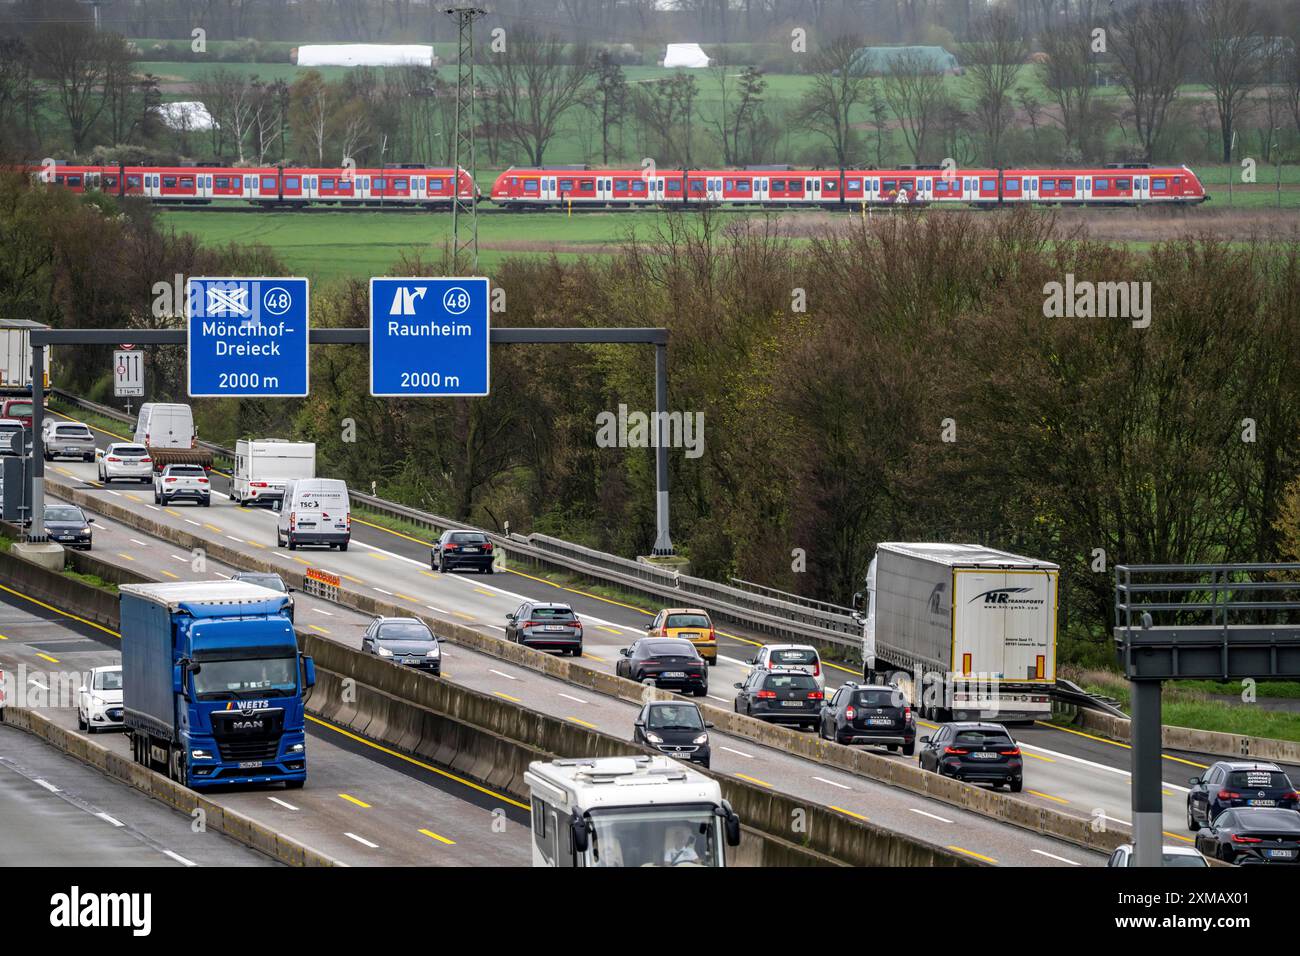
top-left (369, 277), bottom-right (490, 397)
top-left (187, 277), bottom-right (310, 397)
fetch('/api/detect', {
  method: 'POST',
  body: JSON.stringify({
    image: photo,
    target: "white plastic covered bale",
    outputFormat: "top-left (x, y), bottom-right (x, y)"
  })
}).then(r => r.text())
top-left (156, 101), bottom-right (217, 130)
top-left (292, 44), bottom-right (434, 67)
top-left (662, 43), bottom-right (710, 68)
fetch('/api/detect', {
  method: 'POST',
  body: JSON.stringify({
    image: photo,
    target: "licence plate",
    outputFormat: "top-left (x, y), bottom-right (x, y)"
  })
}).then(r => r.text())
top-left (463, 546), bottom-right (479, 552)
top-left (545, 625), bottom-right (567, 631)
top-left (662, 671), bottom-right (686, 678)
top-left (781, 700), bottom-right (805, 707)
top-left (867, 717), bottom-right (893, 726)
top-left (238, 760), bottom-right (264, 769)
top-left (1267, 849), bottom-right (1295, 858)
top-left (679, 632), bottom-right (700, 639)
top-left (970, 752), bottom-right (999, 759)
top-left (1250, 800), bottom-right (1276, 806)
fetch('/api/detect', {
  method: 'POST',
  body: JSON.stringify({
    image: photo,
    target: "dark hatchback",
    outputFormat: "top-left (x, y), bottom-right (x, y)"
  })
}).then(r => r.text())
top-left (616, 638), bottom-right (708, 697)
top-left (918, 722), bottom-right (1023, 791)
top-left (361, 617), bottom-right (442, 675)
top-left (229, 571), bottom-right (295, 622)
top-left (819, 682), bottom-right (915, 755)
top-left (431, 530), bottom-right (495, 573)
top-left (634, 701), bottom-right (713, 768)
top-left (1187, 762), bottom-right (1299, 831)
top-left (506, 602), bottom-right (584, 655)
top-left (734, 669), bottom-right (823, 729)
top-left (44, 504), bottom-right (94, 549)
top-left (1194, 808), bottom-right (1300, 865)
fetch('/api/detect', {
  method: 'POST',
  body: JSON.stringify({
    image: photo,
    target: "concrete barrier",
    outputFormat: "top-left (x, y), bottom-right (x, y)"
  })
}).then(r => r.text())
top-left (2, 705), bottom-right (340, 866)
top-left (1076, 707), bottom-right (1300, 765)
top-left (0, 546), bottom-right (120, 631)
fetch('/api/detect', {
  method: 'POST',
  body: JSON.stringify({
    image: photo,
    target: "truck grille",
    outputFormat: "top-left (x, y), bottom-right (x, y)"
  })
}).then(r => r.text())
top-left (216, 738), bottom-right (281, 762)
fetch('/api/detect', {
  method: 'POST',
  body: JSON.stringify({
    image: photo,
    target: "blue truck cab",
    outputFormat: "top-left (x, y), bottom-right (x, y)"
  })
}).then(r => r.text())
top-left (119, 580), bottom-right (315, 790)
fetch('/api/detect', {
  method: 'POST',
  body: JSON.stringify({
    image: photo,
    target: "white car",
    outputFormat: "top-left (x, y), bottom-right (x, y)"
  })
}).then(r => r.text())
top-left (41, 420), bottom-right (96, 461)
top-left (749, 644), bottom-right (825, 690)
top-left (77, 665), bottom-right (124, 733)
top-left (96, 442), bottom-right (153, 484)
top-left (1106, 843), bottom-right (1208, 867)
top-left (153, 463), bottom-right (211, 506)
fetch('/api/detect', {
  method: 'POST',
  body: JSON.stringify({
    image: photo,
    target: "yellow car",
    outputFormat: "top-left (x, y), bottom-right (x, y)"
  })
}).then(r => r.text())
top-left (647, 608), bottom-right (717, 665)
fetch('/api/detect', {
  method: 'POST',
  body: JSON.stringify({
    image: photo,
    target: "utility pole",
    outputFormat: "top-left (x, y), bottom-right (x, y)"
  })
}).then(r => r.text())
top-left (79, 0), bottom-right (109, 31)
top-left (445, 6), bottom-right (486, 272)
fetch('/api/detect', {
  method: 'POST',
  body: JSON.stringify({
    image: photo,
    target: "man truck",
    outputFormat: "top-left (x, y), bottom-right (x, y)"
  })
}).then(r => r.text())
top-left (120, 580), bottom-right (315, 789)
top-left (524, 755), bottom-right (741, 867)
top-left (856, 543), bottom-right (1058, 724)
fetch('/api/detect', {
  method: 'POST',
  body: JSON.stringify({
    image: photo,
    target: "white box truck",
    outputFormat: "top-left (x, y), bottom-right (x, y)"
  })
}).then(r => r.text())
top-left (858, 543), bottom-right (1058, 724)
top-left (232, 439), bottom-right (315, 506)
top-left (0, 319), bottom-right (51, 394)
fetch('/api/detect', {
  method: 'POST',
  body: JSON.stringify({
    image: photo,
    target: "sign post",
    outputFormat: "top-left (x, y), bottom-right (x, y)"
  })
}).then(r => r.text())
top-left (187, 277), bottom-right (310, 397)
top-left (369, 277), bottom-right (489, 397)
top-left (113, 348), bottom-right (144, 416)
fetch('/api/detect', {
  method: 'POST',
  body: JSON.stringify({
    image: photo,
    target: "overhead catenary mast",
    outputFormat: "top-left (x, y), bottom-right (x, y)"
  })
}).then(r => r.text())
top-left (444, 6), bottom-right (486, 271)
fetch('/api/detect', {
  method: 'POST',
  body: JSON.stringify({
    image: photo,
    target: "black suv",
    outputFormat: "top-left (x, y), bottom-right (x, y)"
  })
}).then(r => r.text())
top-left (431, 529), bottom-right (494, 573)
top-left (616, 638), bottom-right (708, 697)
top-left (819, 682), bottom-right (916, 755)
top-left (505, 602), bottom-right (583, 655)
top-left (1194, 808), bottom-right (1300, 865)
top-left (634, 701), bottom-right (713, 767)
top-left (918, 722), bottom-right (1023, 791)
top-left (1187, 761), bottom-right (1299, 831)
top-left (734, 668), bottom-right (823, 729)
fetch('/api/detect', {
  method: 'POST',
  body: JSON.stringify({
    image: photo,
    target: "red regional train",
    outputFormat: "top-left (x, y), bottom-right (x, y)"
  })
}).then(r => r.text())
top-left (489, 163), bottom-right (1209, 207)
top-left (27, 160), bottom-right (1208, 208)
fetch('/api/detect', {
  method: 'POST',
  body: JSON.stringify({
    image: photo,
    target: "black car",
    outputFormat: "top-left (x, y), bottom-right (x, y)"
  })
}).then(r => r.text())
top-left (361, 617), bottom-right (442, 675)
top-left (616, 638), bottom-right (708, 697)
top-left (43, 504), bottom-right (94, 550)
top-left (505, 602), bottom-right (583, 655)
top-left (1186, 761), bottom-right (1299, 831)
top-left (819, 681), bottom-right (916, 755)
top-left (734, 668), bottom-right (823, 728)
top-left (634, 701), bottom-right (713, 768)
top-left (230, 571), bottom-right (295, 622)
top-left (1194, 807), bottom-right (1300, 865)
top-left (917, 722), bottom-right (1023, 791)
top-left (432, 529), bottom-right (495, 573)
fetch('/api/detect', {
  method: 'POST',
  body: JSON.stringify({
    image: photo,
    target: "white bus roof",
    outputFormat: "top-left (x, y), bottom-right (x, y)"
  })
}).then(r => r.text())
top-left (879, 542), bottom-right (1059, 570)
top-left (525, 756), bottom-right (722, 811)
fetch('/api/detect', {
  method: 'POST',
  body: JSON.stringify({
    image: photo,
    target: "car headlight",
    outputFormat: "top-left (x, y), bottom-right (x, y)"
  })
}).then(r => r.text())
top-left (190, 749), bottom-right (211, 760)
top-left (80, 527), bottom-right (91, 535)
top-left (290, 743), bottom-right (304, 753)
top-left (426, 647), bottom-right (440, 658)
top-left (693, 733), bottom-right (709, 745)
top-left (645, 732), bottom-right (663, 744)
top-left (377, 646), bottom-right (393, 657)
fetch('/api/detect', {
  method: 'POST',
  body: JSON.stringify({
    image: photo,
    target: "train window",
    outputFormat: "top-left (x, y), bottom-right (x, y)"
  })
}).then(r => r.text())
top-left (631, 180), bottom-right (645, 192)
top-left (1152, 178), bottom-right (1167, 190)
top-left (103, 176), bottom-right (117, 187)
top-left (320, 177), bottom-right (335, 189)
top-left (67, 175), bottom-right (82, 186)
top-left (613, 179), bottom-right (627, 189)
top-left (180, 177), bottom-right (194, 188)
top-left (935, 180), bottom-right (948, 192)
top-left (824, 179), bottom-right (837, 191)
top-left (1095, 178), bottom-right (1109, 189)
top-left (261, 176), bottom-right (276, 191)
top-left (1059, 180), bottom-right (1073, 191)
top-left (559, 179), bottom-right (574, 191)
top-left (771, 179), bottom-right (785, 190)
top-left (161, 176), bottom-right (176, 188)
top-left (1116, 178), bottom-right (1131, 190)
top-left (1173, 177), bottom-right (1181, 186)
top-left (724, 179), bottom-right (733, 190)
top-left (523, 180), bottom-right (538, 192)
top-left (126, 175), bottom-right (141, 188)
top-left (215, 176), bottom-right (229, 188)
top-left (1005, 178), bottom-right (1020, 190)
top-left (666, 180), bottom-right (681, 191)
top-left (981, 178), bottom-right (996, 191)
top-left (847, 178), bottom-right (861, 189)
top-left (580, 179), bottom-right (593, 189)
top-left (1040, 178), bottom-right (1053, 190)
top-left (338, 180), bottom-right (353, 192)
top-left (429, 178), bottom-right (442, 190)
top-left (735, 180), bottom-right (750, 191)
top-left (689, 180), bottom-right (704, 192)
top-left (372, 177), bottom-right (385, 189)
top-left (394, 178), bottom-right (408, 190)
top-left (788, 180), bottom-right (803, 193)
top-left (284, 176), bottom-right (299, 189)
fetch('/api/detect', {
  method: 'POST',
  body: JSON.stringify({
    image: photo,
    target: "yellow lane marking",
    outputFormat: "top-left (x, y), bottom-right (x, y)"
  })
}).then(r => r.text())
top-left (1163, 830), bottom-right (1195, 844)
top-left (247, 541), bottom-right (267, 549)
top-left (493, 691), bottom-right (522, 703)
top-left (203, 523), bottom-right (222, 533)
top-left (420, 570), bottom-right (439, 579)
top-left (125, 493), bottom-right (142, 501)
top-left (341, 574), bottom-right (364, 585)
top-left (0, 633), bottom-right (7, 639)
top-left (734, 773), bottom-right (772, 788)
top-left (1027, 789), bottom-right (1068, 804)
top-left (291, 557), bottom-right (310, 566)
top-left (419, 828), bottom-right (456, 845)
top-left (948, 845), bottom-right (998, 864)
top-left (566, 716), bottom-right (598, 730)
top-left (582, 653), bottom-right (606, 662)
top-left (597, 626), bottom-right (621, 635)
top-left (351, 516), bottom-right (431, 546)
top-left (309, 625), bottom-right (330, 634)
top-left (505, 566), bottom-right (653, 615)
top-left (367, 552), bottom-right (388, 560)
top-left (307, 715), bottom-right (528, 810)
top-left (160, 570), bottom-right (179, 579)
top-left (338, 793), bottom-right (371, 809)
top-left (1031, 720), bottom-right (1210, 770)
top-left (473, 588), bottom-right (494, 597)
top-left (452, 612), bottom-right (475, 621)
top-left (36, 652), bottom-right (60, 664)
top-left (116, 553), bottom-right (135, 562)
top-left (164, 508), bottom-right (181, 517)
top-left (0, 582), bottom-right (120, 638)
top-left (394, 593), bottom-right (419, 602)
top-left (1022, 750), bottom-right (1054, 762)
top-left (829, 805), bottom-right (869, 822)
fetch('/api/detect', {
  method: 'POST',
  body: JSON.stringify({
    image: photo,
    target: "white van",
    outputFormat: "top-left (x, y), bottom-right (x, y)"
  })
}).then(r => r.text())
top-left (276, 478), bottom-right (350, 551)
top-left (134, 403), bottom-right (195, 449)
top-left (232, 439), bottom-right (315, 506)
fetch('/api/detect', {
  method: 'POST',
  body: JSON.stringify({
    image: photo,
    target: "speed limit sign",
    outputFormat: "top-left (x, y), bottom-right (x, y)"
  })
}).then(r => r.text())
top-left (114, 349), bottom-right (144, 397)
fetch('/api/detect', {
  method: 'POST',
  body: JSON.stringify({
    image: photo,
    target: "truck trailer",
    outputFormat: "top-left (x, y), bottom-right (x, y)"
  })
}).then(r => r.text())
top-left (858, 543), bottom-right (1058, 723)
top-left (231, 438), bottom-right (315, 506)
top-left (120, 580), bottom-right (315, 789)
top-left (0, 319), bottom-right (51, 394)
top-left (524, 756), bottom-right (741, 867)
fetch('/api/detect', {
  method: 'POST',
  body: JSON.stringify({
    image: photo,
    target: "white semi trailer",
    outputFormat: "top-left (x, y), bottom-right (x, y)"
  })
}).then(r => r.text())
top-left (858, 543), bottom-right (1058, 724)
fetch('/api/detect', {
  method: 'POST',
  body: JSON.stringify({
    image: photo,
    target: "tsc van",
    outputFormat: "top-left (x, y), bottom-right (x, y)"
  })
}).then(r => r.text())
top-left (276, 477), bottom-right (350, 551)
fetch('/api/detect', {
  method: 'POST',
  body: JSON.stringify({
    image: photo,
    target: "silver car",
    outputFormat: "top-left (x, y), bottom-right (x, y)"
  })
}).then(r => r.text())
top-left (96, 442), bottom-right (153, 483)
top-left (42, 420), bottom-right (96, 461)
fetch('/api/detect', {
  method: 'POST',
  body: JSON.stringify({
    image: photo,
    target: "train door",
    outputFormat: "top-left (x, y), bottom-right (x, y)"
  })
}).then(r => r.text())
top-left (654, 177), bottom-right (665, 203)
top-left (1081, 176), bottom-right (1091, 202)
top-left (1135, 175), bottom-right (1149, 202)
top-left (1025, 176), bottom-right (1036, 203)
top-left (756, 178), bottom-right (768, 202)
top-left (705, 176), bottom-right (722, 202)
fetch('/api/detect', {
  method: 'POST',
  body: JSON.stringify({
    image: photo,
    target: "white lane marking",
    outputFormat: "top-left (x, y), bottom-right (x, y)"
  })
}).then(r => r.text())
top-left (34, 778), bottom-right (61, 793)
top-left (185, 519), bottom-right (201, 526)
top-left (344, 832), bottom-right (379, 849)
top-left (226, 536), bottom-right (243, 543)
top-left (164, 850), bottom-right (197, 867)
top-left (908, 808), bottom-right (953, 824)
top-left (145, 505), bottom-right (160, 511)
top-left (1031, 848), bottom-right (1082, 866)
top-left (718, 654), bottom-right (752, 667)
top-left (312, 608), bottom-right (334, 616)
top-left (129, 538), bottom-right (148, 547)
top-left (489, 669), bottom-right (519, 681)
top-left (1019, 740), bottom-right (1192, 794)
top-left (1101, 812), bottom-right (1132, 826)
top-left (29, 678), bottom-right (48, 690)
top-left (707, 695), bottom-right (730, 703)
top-left (171, 555), bottom-right (188, 563)
top-left (425, 605), bottom-right (447, 614)
top-left (374, 588), bottom-right (393, 595)
top-left (719, 746), bottom-right (753, 759)
top-left (558, 693), bottom-right (587, 704)
top-left (107, 490), bottom-right (122, 497)
top-left (268, 797), bottom-right (299, 811)
top-left (486, 624), bottom-right (506, 631)
top-left (96, 812), bottom-right (125, 827)
top-left (813, 776), bottom-right (851, 791)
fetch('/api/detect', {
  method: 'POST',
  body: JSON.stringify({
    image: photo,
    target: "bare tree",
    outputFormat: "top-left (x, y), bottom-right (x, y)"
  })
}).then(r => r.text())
top-left (711, 61), bottom-right (767, 166)
top-left (1197, 0), bottom-right (1265, 163)
top-left (1039, 15), bottom-right (1100, 159)
top-left (289, 70), bottom-right (330, 164)
top-left (197, 68), bottom-right (257, 163)
top-left (882, 49), bottom-right (947, 164)
top-left (485, 30), bottom-right (593, 166)
top-left (1287, 28), bottom-right (1300, 135)
top-left (633, 73), bottom-right (700, 166)
top-left (30, 20), bottom-right (112, 152)
top-left (798, 35), bottom-right (868, 169)
top-left (1111, 0), bottom-right (1192, 161)
top-left (589, 51), bottom-right (628, 165)
top-left (964, 9), bottom-right (1027, 165)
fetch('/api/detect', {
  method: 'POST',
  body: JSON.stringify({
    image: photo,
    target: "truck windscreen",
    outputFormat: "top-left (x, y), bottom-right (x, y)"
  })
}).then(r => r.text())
top-left (193, 657), bottom-right (297, 699)
top-left (586, 805), bottom-right (722, 867)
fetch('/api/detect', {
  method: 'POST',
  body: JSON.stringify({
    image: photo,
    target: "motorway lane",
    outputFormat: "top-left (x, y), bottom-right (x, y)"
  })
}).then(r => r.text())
top-left (0, 590), bottom-right (531, 866)
top-left (32, 477), bottom-right (1108, 866)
